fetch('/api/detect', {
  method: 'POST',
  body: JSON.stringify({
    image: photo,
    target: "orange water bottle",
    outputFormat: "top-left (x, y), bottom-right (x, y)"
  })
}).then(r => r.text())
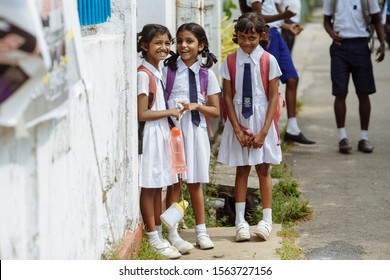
top-left (170, 127), bottom-right (186, 174)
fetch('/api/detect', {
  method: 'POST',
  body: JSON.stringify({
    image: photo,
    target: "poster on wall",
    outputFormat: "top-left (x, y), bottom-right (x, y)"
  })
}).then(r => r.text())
top-left (0, 0), bottom-right (85, 129)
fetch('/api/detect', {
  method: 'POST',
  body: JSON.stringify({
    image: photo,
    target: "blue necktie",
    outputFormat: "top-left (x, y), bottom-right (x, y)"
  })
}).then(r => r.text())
top-left (242, 63), bottom-right (253, 118)
top-left (188, 69), bottom-right (200, 126)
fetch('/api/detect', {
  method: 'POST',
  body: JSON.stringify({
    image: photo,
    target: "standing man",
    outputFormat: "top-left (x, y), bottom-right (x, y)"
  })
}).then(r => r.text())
top-left (241, 0), bottom-right (315, 144)
top-left (323, 0), bottom-right (385, 154)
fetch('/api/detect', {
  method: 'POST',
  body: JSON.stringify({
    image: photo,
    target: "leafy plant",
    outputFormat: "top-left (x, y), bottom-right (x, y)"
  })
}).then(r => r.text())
top-left (222, 0), bottom-right (237, 20)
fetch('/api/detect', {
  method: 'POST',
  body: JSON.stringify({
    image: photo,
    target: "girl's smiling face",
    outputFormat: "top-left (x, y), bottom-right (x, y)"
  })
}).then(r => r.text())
top-left (176, 30), bottom-right (204, 67)
top-left (237, 29), bottom-right (262, 54)
top-left (143, 33), bottom-right (171, 68)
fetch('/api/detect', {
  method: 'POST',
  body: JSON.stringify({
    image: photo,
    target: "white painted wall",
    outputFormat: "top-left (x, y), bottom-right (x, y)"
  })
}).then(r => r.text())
top-left (0, 0), bottom-right (139, 259)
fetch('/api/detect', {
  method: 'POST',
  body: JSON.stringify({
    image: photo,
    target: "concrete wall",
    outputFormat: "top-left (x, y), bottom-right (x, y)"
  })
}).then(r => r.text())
top-left (0, 0), bottom-right (221, 260)
top-left (0, 0), bottom-right (139, 260)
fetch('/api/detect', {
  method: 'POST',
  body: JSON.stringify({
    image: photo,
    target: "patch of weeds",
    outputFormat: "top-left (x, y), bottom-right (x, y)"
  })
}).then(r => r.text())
top-left (101, 239), bottom-right (118, 260)
top-left (136, 235), bottom-right (166, 260)
top-left (276, 223), bottom-right (304, 260)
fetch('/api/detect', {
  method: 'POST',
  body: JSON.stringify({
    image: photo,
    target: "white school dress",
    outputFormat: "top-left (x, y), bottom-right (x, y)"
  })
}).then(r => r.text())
top-left (138, 60), bottom-right (177, 188)
top-left (164, 59), bottom-right (221, 184)
top-left (217, 46), bottom-right (282, 166)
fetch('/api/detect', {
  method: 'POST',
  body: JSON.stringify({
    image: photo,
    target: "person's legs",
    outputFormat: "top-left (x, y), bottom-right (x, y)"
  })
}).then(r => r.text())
top-left (350, 39), bottom-right (375, 152)
top-left (334, 94), bottom-right (347, 129)
top-left (141, 187), bottom-right (181, 259)
top-left (267, 28), bottom-right (314, 144)
top-left (140, 188), bottom-right (157, 232)
top-left (253, 164), bottom-right (273, 241)
top-left (187, 182), bottom-right (214, 249)
top-left (234, 165), bottom-right (251, 242)
top-left (166, 183), bottom-right (181, 207)
top-left (187, 183), bottom-right (204, 225)
top-left (165, 182), bottom-right (194, 254)
top-left (357, 94), bottom-right (370, 131)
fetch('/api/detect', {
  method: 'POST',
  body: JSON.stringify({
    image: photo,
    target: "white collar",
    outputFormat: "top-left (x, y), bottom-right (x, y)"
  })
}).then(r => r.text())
top-left (177, 58), bottom-right (200, 74)
top-left (142, 60), bottom-right (162, 79)
top-left (237, 45), bottom-right (264, 65)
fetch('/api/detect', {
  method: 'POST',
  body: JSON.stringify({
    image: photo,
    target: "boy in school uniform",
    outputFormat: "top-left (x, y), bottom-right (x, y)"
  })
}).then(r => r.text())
top-left (323, 0), bottom-right (385, 154)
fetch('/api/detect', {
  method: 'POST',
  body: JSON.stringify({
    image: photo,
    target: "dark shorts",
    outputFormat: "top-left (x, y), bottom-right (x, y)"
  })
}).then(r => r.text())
top-left (330, 38), bottom-right (376, 96)
top-left (266, 27), bottom-right (298, 83)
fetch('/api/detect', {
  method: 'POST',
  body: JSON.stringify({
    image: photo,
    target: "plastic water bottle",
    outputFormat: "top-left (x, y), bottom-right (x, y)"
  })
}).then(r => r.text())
top-left (170, 127), bottom-right (186, 174)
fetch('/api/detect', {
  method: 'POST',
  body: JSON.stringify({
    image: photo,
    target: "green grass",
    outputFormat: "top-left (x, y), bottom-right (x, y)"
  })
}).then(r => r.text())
top-left (136, 236), bottom-right (167, 260)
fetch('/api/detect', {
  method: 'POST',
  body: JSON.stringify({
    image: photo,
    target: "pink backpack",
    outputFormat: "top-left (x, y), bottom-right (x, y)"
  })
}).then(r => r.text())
top-left (221, 50), bottom-right (285, 143)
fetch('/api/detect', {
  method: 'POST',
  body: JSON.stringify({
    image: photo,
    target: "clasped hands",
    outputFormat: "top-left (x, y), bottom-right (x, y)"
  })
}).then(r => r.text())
top-left (236, 130), bottom-right (266, 149)
top-left (172, 101), bottom-right (199, 120)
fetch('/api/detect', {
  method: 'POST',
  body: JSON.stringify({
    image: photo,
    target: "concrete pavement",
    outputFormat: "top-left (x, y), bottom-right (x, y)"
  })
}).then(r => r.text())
top-left (283, 12), bottom-right (390, 259)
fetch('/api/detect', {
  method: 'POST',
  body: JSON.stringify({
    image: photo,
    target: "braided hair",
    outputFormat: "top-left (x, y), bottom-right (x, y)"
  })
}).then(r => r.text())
top-left (164, 22), bottom-right (218, 70)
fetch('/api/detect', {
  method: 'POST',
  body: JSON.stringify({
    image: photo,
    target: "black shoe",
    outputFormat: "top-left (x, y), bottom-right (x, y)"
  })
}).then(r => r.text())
top-left (358, 139), bottom-right (374, 153)
top-left (284, 132), bottom-right (316, 144)
top-left (339, 138), bottom-right (352, 154)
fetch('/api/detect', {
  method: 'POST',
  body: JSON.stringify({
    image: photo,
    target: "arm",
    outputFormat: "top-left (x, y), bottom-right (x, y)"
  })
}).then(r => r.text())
top-left (222, 79), bottom-right (252, 147)
top-left (182, 93), bottom-right (220, 118)
top-left (251, 1), bottom-right (296, 23)
top-left (323, 15), bottom-right (342, 44)
top-left (251, 77), bottom-right (279, 149)
top-left (371, 12), bottom-right (385, 62)
top-left (137, 93), bottom-right (180, 122)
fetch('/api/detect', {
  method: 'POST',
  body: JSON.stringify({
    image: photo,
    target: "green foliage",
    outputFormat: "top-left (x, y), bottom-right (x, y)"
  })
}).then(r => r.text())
top-left (136, 235), bottom-right (166, 260)
top-left (221, 16), bottom-right (239, 61)
top-left (223, 0), bottom-right (237, 20)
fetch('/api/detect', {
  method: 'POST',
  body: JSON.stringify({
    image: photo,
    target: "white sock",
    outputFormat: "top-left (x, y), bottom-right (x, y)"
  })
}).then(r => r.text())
top-left (195, 223), bottom-right (207, 237)
top-left (156, 225), bottom-right (164, 240)
top-left (360, 130), bottom-right (369, 140)
top-left (262, 208), bottom-right (273, 225)
top-left (168, 224), bottom-right (181, 241)
top-left (146, 231), bottom-right (160, 246)
top-left (235, 202), bottom-right (246, 225)
top-left (287, 117), bottom-right (300, 135)
top-left (338, 128), bottom-right (347, 141)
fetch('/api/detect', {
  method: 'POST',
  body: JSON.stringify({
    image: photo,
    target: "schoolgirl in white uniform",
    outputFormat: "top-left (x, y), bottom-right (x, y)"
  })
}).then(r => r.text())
top-left (137, 24), bottom-right (181, 259)
top-left (218, 13), bottom-right (282, 242)
top-left (163, 22), bottom-right (220, 253)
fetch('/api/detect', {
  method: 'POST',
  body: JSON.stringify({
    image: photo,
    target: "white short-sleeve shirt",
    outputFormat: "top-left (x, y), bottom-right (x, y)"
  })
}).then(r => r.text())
top-left (247, 0), bottom-right (282, 29)
top-left (220, 45), bottom-right (282, 106)
top-left (323, 0), bottom-right (380, 38)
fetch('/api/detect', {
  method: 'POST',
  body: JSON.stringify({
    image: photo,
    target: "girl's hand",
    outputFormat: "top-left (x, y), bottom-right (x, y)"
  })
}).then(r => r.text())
top-left (171, 108), bottom-right (180, 120)
top-left (235, 130), bottom-right (253, 148)
top-left (251, 131), bottom-right (267, 149)
top-left (180, 102), bottom-right (200, 111)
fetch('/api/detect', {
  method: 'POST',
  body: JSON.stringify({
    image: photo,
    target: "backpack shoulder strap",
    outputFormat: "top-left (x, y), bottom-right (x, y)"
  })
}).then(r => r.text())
top-left (166, 67), bottom-right (177, 100)
top-left (199, 67), bottom-right (208, 97)
top-left (260, 50), bottom-right (270, 99)
top-left (137, 65), bottom-right (156, 109)
top-left (226, 51), bottom-right (237, 98)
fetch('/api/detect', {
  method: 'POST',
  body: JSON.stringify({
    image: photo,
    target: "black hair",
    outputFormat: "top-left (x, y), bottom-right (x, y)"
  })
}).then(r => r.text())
top-left (238, 0), bottom-right (254, 14)
top-left (164, 22), bottom-right (218, 70)
top-left (136, 24), bottom-right (173, 58)
top-left (233, 12), bottom-right (270, 49)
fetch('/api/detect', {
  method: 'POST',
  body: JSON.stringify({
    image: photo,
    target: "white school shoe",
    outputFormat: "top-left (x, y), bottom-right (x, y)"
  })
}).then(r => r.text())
top-left (235, 221), bottom-right (251, 242)
top-left (196, 233), bottom-right (214, 250)
top-left (253, 220), bottom-right (272, 241)
top-left (168, 236), bottom-right (194, 254)
top-left (151, 241), bottom-right (181, 259)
